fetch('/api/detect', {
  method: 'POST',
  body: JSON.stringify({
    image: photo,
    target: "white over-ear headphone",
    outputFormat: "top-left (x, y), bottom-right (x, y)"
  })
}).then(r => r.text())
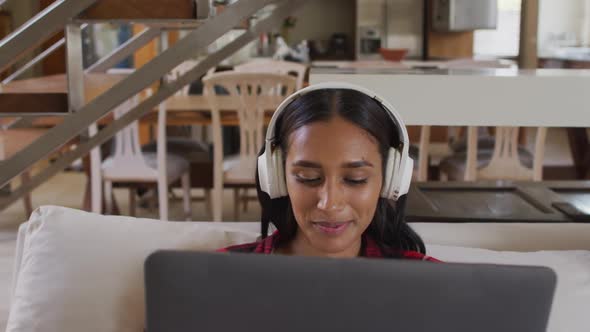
top-left (257, 82), bottom-right (413, 201)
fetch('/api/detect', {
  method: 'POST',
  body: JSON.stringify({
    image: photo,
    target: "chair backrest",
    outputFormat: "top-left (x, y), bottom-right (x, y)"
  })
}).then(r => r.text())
top-left (167, 60), bottom-right (200, 96)
top-left (165, 60), bottom-right (212, 140)
top-left (203, 71), bottom-right (297, 162)
top-left (105, 92), bottom-right (168, 179)
top-left (415, 59), bottom-right (516, 182)
top-left (466, 126), bottom-right (547, 181)
top-left (109, 95), bottom-right (149, 168)
top-left (439, 59), bottom-right (546, 181)
top-left (234, 59), bottom-right (307, 90)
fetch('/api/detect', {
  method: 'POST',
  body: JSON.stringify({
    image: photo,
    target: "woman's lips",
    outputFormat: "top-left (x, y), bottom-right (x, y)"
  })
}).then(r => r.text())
top-left (311, 221), bottom-right (352, 235)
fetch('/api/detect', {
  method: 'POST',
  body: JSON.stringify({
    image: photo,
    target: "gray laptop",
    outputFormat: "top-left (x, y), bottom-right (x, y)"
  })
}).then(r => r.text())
top-left (144, 251), bottom-right (556, 332)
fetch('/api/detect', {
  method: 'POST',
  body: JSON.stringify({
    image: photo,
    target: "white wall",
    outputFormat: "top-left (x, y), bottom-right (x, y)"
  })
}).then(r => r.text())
top-left (538, 0), bottom-right (588, 53)
top-left (474, 3), bottom-right (521, 57)
top-left (584, 0), bottom-right (590, 46)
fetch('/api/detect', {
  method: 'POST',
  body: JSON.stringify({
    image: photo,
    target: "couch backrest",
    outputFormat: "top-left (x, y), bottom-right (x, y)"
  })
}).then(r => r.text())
top-left (7, 205), bottom-right (590, 332)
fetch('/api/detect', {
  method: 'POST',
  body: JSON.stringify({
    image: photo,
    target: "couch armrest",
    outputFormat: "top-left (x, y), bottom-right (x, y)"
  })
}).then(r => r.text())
top-left (11, 222), bottom-right (28, 301)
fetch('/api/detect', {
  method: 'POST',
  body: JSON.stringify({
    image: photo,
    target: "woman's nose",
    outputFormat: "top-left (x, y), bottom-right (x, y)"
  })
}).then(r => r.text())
top-left (316, 180), bottom-right (345, 211)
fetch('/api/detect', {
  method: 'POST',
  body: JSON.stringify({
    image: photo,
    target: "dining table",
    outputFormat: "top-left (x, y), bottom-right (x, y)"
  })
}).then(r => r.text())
top-left (25, 93), bottom-right (280, 214)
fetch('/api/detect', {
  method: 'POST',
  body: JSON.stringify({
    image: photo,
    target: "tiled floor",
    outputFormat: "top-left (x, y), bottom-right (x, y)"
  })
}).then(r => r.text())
top-left (0, 127), bottom-right (581, 330)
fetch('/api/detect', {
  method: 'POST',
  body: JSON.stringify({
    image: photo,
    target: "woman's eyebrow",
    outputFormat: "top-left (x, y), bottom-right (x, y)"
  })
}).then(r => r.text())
top-left (292, 160), bottom-right (373, 168)
top-left (342, 160), bottom-right (373, 168)
top-left (292, 160), bottom-right (321, 168)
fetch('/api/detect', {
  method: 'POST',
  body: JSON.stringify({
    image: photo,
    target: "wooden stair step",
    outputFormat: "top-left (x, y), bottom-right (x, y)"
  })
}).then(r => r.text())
top-left (80, 0), bottom-right (198, 20)
top-left (1, 74), bottom-right (69, 94)
top-left (2, 73), bottom-right (127, 96)
top-left (0, 93), bottom-right (68, 115)
top-left (0, 73), bottom-right (128, 115)
top-left (76, 1), bottom-right (247, 28)
top-left (0, 128), bottom-right (50, 158)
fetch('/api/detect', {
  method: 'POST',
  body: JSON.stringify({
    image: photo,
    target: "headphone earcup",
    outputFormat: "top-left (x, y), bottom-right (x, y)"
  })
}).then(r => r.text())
top-left (257, 150), bottom-right (271, 196)
top-left (398, 155), bottom-right (413, 197)
top-left (381, 147), bottom-right (400, 199)
top-left (383, 147), bottom-right (414, 200)
top-left (257, 147), bottom-right (288, 199)
top-left (272, 149), bottom-right (287, 197)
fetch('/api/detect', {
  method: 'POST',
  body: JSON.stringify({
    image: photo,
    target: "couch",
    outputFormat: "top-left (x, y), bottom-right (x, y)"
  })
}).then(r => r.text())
top-left (6, 206), bottom-right (590, 332)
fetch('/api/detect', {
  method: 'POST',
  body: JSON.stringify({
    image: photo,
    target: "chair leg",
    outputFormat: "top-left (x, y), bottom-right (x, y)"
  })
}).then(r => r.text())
top-left (149, 189), bottom-right (158, 212)
top-left (129, 188), bottom-right (136, 217)
top-left (21, 172), bottom-right (33, 217)
top-left (233, 188), bottom-right (240, 221)
top-left (90, 172), bottom-right (102, 214)
top-left (181, 172), bottom-right (192, 221)
top-left (104, 181), bottom-right (113, 214)
top-left (89, 144), bottom-right (102, 214)
top-left (158, 178), bottom-right (169, 221)
top-left (212, 187), bottom-right (223, 221)
top-left (205, 189), bottom-right (212, 217)
top-left (242, 188), bottom-right (248, 212)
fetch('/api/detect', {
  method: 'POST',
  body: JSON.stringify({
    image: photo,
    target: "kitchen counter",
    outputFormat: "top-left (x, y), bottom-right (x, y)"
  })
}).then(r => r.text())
top-left (312, 59), bottom-right (445, 70)
top-left (313, 66), bottom-right (590, 77)
top-left (311, 58), bottom-right (516, 71)
top-left (310, 67), bottom-right (590, 127)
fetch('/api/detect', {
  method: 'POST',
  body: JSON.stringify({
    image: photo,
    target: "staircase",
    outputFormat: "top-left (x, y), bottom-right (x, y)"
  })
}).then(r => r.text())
top-left (0, 0), bottom-right (309, 214)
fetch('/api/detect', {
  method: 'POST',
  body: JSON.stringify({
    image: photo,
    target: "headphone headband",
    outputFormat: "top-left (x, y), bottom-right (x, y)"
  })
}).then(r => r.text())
top-left (265, 82), bottom-right (410, 150)
top-left (259, 81), bottom-right (413, 200)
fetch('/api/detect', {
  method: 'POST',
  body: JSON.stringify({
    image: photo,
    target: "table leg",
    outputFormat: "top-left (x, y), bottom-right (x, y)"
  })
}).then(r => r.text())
top-left (82, 155), bottom-right (120, 214)
top-left (566, 128), bottom-right (590, 179)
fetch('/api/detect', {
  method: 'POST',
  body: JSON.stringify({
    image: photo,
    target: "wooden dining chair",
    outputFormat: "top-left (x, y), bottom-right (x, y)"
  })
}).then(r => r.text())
top-left (234, 59), bottom-right (307, 90)
top-left (438, 59), bottom-right (548, 181)
top-left (141, 60), bottom-right (215, 215)
top-left (203, 71), bottom-right (297, 221)
top-left (439, 126), bottom-right (547, 181)
top-left (90, 90), bottom-right (192, 220)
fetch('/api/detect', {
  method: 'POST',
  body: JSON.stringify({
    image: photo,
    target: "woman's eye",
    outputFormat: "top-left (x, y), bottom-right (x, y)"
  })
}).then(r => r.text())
top-left (294, 175), bottom-right (368, 186)
top-left (345, 178), bottom-right (368, 185)
top-left (295, 176), bottom-right (321, 185)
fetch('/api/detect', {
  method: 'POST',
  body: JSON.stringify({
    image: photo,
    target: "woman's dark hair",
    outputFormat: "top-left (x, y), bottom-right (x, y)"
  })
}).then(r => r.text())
top-left (256, 89), bottom-right (426, 256)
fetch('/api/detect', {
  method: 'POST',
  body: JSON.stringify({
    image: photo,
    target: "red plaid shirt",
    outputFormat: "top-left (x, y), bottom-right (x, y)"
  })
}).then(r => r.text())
top-left (218, 231), bottom-right (440, 262)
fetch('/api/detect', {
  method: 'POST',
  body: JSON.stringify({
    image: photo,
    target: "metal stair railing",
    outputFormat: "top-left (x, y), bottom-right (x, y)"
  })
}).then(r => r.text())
top-left (84, 27), bottom-right (162, 74)
top-left (0, 0), bottom-right (98, 74)
top-left (0, 0), bottom-right (309, 212)
top-left (1, 24), bottom-right (158, 129)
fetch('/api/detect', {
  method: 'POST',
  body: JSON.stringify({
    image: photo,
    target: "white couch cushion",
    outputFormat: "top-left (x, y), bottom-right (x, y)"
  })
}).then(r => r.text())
top-left (413, 222), bottom-right (590, 251)
top-left (6, 206), bottom-right (590, 332)
top-left (428, 245), bottom-right (590, 332)
top-left (7, 206), bottom-right (259, 332)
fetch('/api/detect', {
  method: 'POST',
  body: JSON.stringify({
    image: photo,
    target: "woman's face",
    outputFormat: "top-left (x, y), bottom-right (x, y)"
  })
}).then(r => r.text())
top-left (284, 115), bottom-right (383, 257)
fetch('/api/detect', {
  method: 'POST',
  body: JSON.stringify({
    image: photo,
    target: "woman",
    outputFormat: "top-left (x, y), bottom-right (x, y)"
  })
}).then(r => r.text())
top-left (219, 83), bottom-right (438, 261)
